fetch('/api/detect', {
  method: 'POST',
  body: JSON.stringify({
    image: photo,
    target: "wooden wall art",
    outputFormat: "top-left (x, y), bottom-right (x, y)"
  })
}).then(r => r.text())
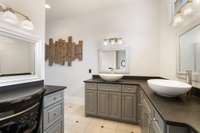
top-left (45, 36), bottom-right (83, 66)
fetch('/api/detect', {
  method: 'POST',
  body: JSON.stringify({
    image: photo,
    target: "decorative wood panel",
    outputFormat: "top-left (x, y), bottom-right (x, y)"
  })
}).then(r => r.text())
top-left (45, 36), bottom-right (83, 66)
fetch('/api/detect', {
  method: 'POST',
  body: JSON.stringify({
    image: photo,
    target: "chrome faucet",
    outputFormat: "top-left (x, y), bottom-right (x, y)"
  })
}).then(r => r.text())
top-left (185, 70), bottom-right (192, 85)
top-left (108, 67), bottom-right (114, 73)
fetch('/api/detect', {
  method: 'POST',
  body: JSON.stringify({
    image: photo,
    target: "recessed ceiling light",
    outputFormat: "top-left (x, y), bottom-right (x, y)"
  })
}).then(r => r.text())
top-left (45, 4), bottom-right (51, 9)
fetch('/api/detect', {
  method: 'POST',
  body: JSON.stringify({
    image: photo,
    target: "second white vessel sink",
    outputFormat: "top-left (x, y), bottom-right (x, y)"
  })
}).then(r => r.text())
top-left (147, 79), bottom-right (192, 97)
top-left (99, 74), bottom-right (123, 82)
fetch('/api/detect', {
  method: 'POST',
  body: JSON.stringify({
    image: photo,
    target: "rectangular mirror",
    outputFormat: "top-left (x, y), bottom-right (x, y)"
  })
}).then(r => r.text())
top-left (98, 49), bottom-right (128, 73)
top-left (0, 34), bottom-right (35, 76)
top-left (178, 24), bottom-right (200, 82)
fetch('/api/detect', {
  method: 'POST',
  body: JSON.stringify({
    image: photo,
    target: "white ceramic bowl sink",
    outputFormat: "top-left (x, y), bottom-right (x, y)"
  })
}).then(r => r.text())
top-left (99, 74), bottom-right (123, 82)
top-left (147, 79), bottom-right (192, 97)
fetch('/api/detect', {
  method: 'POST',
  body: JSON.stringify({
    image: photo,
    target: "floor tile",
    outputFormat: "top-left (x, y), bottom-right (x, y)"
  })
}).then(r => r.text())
top-left (100, 128), bottom-right (116, 133)
top-left (64, 96), bottom-right (141, 133)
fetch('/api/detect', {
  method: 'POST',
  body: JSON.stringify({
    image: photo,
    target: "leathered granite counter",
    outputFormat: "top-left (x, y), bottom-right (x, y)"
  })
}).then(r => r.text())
top-left (0, 81), bottom-right (66, 105)
top-left (84, 78), bottom-right (200, 133)
top-left (44, 85), bottom-right (66, 95)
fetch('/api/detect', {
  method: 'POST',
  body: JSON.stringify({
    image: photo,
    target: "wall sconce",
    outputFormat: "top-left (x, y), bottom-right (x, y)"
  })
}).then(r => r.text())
top-left (0, 3), bottom-right (34, 30)
top-left (173, 0), bottom-right (200, 26)
top-left (103, 38), bottom-right (123, 46)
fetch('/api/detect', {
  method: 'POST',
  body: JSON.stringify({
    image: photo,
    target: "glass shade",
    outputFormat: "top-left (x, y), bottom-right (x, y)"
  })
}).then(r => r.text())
top-left (21, 19), bottom-right (34, 30)
top-left (3, 10), bottom-right (18, 24)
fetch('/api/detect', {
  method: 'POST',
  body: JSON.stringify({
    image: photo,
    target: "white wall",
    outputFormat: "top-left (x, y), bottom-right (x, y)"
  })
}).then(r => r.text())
top-left (159, 0), bottom-right (178, 80)
top-left (45, 0), bottom-right (161, 99)
top-left (0, 0), bottom-right (46, 79)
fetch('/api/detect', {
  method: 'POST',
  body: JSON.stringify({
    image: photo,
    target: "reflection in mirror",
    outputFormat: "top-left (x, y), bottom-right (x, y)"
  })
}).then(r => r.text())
top-left (99, 49), bottom-right (128, 73)
top-left (116, 50), bottom-right (126, 69)
top-left (179, 25), bottom-right (200, 74)
top-left (0, 34), bottom-right (35, 76)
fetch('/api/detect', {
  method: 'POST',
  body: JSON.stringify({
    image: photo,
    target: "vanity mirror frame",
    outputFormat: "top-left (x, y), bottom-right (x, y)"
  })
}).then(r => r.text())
top-left (177, 20), bottom-right (200, 87)
top-left (0, 21), bottom-right (44, 87)
top-left (98, 46), bottom-right (129, 74)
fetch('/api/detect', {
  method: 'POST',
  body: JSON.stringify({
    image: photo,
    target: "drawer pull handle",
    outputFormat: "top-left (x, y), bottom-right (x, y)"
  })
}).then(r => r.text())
top-left (54, 113), bottom-right (57, 116)
top-left (53, 97), bottom-right (57, 100)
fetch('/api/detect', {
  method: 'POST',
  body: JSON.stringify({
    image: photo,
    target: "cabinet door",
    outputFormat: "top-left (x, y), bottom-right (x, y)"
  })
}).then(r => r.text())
top-left (85, 90), bottom-right (97, 115)
top-left (150, 121), bottom-right (162, 133)
top-left (122, 93), bottom-right (137, 122)
top-left (98, 91), bottom-right (109, 117)
top-left (109, 92), bottom-right (121, 120)
top-left (166, 125), bottom-right (190, 133)
top-left (137, 90), bottom-right (143, 124)
top-left (141, 99), bottom-right (152, 133)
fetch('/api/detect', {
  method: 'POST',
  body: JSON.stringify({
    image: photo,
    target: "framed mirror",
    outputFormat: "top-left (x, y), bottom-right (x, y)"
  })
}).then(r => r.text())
top-left (0, 21), bottom-right (43, 86)
top-left (177, 24), bottom-right (200, 83)
top-left (0, 34), bottom-right (35, 76)
top-left (98, 48), bottom-right (129, 74)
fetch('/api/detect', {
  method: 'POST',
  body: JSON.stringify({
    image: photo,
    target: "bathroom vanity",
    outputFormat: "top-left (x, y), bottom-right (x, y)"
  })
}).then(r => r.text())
top-left (84, 77), bottom-right (200, 133)
top-left (0, 81), bottom-right (66, 133)
top-left (42, 85), bottom-right (65, 133)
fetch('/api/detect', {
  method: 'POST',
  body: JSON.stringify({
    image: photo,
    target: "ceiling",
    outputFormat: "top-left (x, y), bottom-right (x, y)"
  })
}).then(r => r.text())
top-left (46, 0), bottom-right (135, 20)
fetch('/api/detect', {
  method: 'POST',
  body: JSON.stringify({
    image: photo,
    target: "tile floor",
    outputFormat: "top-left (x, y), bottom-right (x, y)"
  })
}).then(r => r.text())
top-left (64, 101), bottom-right (141, 133)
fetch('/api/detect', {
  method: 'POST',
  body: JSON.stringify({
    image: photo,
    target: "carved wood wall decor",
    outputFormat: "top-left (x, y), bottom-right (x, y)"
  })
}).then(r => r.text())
top-left (45, 36), bottom-right (83, 66)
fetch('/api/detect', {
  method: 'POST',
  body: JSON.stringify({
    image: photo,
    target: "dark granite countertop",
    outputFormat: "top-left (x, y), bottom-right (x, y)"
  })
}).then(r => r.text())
top-left (44, 85), bottom-right (66, 95)
top-left (0, 81), bottom-right (66, 106)
top-left (85, 78), bottom-right (200, 133)
top-left (0, 86), bottom-right (44, 105)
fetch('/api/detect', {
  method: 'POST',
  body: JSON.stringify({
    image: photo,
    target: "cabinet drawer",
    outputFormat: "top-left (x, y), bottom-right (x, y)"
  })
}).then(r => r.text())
top-left (44, 102), bottom-right (63, 129)
top-left (44, 91), bottom-right (64, 108)
top-left (122, 85), bottom-right (137, 93)
top-left (85, 83), bottom-right (97, 90)
top-left (98, 84), bottom-right (121, 92)
top-left (44, 120), bottom-right (63, 133)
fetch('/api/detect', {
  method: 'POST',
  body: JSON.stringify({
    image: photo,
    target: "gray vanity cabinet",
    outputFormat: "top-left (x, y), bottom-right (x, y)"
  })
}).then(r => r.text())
top-left (85, 83), bottom-right (98, 116)
top-left (43, 90), bottom-right (64, 133)
top-left (150, 121), bottom-right (162, 133)
top-left (141, 97), bottom-right (152, 133)
top-left (97, 84), bottom-right (122, 120)
top-left (85, 90), bottom-right (97, 115)
top-left (166, 125), bottom-right (190, 133)
top-left (140, 91), bottom-right (192, 133)
top-left (98, 91), bottom-right (110, 117)
top-left (109, 92), bottom-right (122, 119)
top-left (121, 85), bottom-right (137, 123)
top-left (85, 83), bottom-right (138, 122)
top-left (122, 93), bottom-right (137, 122)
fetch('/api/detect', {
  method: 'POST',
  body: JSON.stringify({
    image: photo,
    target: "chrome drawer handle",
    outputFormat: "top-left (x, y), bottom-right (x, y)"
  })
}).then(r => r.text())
top-left (53, 97), bottom-right (57, 100)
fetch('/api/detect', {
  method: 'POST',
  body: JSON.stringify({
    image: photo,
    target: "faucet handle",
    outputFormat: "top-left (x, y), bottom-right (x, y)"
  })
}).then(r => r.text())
top-left (185, 70), bottom-right (192, 85)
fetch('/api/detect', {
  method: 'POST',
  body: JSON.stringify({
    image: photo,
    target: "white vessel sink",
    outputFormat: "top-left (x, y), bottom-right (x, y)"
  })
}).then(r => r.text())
top-left (99, 74), bottom-right (123, 82)
top-left (147, 79), bottom-right (192, 97)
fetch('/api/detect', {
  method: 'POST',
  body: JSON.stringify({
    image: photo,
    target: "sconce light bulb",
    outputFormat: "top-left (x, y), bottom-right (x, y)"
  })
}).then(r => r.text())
top-left (111, 40), bottom-right (115, 45)
top-left (118, 39), bottom-right (123, 45)
top-left (104, 40), bottom-right (108, 46)
top-left (182, 3), bottom-right (193, 16)
top-left (45, 4), bottom-right (51, 9)
top-left (173, 14), bottom-right (183, 26)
